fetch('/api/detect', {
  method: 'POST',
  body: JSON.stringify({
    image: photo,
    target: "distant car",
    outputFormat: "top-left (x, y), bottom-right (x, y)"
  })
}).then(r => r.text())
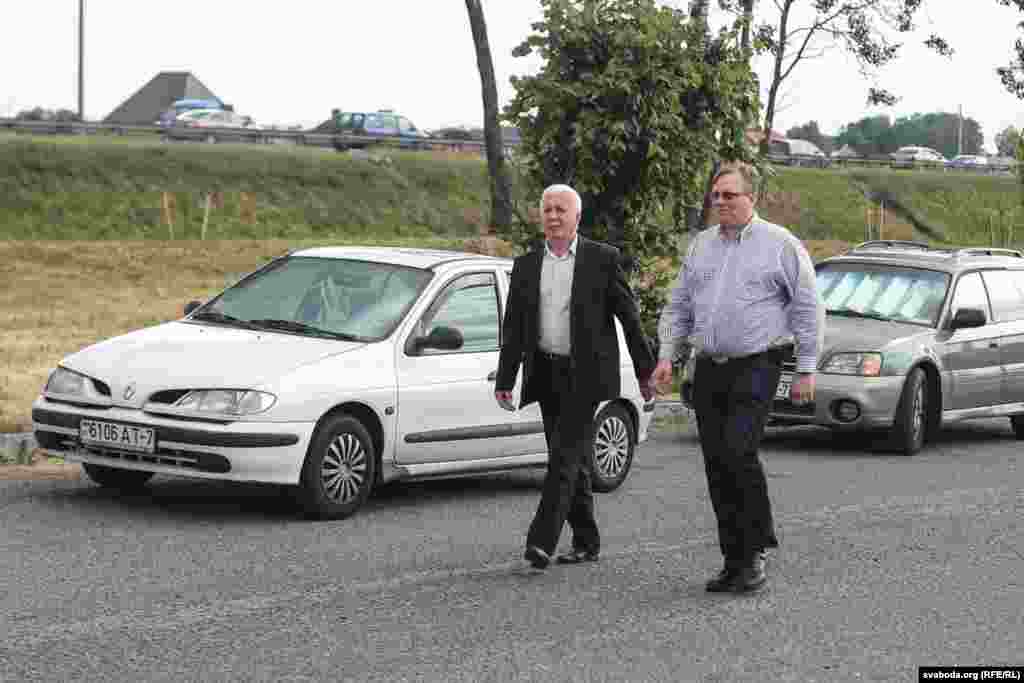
top-left (945, 154), bottom-right (989, 171)
top-left (768, 138), bottom-right (830, 168)
top-left (330, 109), bottom-right (431, 151)
top-left (164, 109), bottom-right (262, 143)
top-left (32, 247), bottom-right (654, 520)
top-left (155, 98), bottom-right (225, 128)
top-left (680, 240), bottom-right (1024, 455)
top-left (890, 146), bottom-right (947, 169)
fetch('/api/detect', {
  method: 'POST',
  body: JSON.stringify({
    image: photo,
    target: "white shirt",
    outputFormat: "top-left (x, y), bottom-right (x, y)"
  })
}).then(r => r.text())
top-left (538, 235), bottom-right (577, 356)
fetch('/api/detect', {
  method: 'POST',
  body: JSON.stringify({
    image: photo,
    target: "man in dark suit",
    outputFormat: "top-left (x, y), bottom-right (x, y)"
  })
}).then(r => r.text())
top-left (495, 184), bottom-right (656, 570)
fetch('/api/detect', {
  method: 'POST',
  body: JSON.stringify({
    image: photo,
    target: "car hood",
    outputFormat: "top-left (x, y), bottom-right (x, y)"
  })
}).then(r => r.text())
top-left (823, 315), bottom-right (931, 354)
top-left (61, 321), bottom-right (365, 402)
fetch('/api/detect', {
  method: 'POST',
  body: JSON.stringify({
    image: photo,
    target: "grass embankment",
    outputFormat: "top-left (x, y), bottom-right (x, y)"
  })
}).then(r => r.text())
top-left (0, 134), bottom-right (499, 240)
top-left (1, 135), bottom-right (1022, 432)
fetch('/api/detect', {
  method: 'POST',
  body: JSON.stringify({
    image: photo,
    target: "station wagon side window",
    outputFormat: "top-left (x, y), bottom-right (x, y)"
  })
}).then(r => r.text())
top-left (413, 272), bottom-right (500, 354)
top-left (950, 272), bottom-right (990, 323)
top-left (980, 270), bottom-right (1024, 322)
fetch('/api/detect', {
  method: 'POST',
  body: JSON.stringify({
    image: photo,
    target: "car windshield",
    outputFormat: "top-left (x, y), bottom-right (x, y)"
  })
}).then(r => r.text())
top-left (816, 263), bottom-right (950, 327)
top-left (194, 256), bottom-right (434, 341)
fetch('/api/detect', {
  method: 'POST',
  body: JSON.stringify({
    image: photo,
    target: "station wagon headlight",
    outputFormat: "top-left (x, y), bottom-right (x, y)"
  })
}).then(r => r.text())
top-left (174, 389), bottom-right (277, 415)
top-left (44, 367), bottom-right (109, 400)
top-left (820, 352), bottom-right (883, 376)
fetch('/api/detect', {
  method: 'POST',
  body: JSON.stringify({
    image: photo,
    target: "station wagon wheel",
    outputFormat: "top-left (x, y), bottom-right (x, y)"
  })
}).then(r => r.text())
top-left (81, 463), bottom-right (154, 489)
top-left (889, 367), bottom-right (927, 455)
top-left (1010, 415), bottom-right (1024, 439)
top-left (590, 403), bottom-right (635, 493)
top-left (298, 414), bottom-right (376, 520)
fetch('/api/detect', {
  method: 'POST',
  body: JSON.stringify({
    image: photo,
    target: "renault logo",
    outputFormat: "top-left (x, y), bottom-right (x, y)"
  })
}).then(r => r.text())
top-left (123, 383), bottom-right (137, 401)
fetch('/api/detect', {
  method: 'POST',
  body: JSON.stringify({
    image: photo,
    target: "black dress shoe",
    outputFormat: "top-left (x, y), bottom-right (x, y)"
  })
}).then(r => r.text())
top-left (705, 566), bottom-right (740, 593)
top-left (733, 553), bottom-right (767, 593)
top-left (556, 549), bottom-right (599, 564)
top-left (524, 545), bottom-right (551, 569)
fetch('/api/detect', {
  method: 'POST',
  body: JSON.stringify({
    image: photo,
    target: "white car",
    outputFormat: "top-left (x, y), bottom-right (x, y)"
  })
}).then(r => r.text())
top-left (32, 247), bottom-right (654, 519)
top-left (165, 108), bottom-right (263, 143)
top-left (890, 146), bottom-right (947, 168)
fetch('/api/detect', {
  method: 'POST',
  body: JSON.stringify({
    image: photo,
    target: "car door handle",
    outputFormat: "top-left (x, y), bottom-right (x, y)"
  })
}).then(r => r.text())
top-left (487, 370), bottom-right (497, 381)
top-left (989, 342), bottom-right (999, 348)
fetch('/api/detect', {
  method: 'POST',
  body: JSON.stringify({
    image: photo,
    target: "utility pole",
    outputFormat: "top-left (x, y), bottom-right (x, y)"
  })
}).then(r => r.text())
top-left (78, 0), bottom-right (85, 121)
top-left (957, 104), bottom-right (963, 156)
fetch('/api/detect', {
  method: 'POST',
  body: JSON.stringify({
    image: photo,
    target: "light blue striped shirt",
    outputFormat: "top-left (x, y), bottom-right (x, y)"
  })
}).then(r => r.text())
top-left (657, 214), bottom-right (824, 373)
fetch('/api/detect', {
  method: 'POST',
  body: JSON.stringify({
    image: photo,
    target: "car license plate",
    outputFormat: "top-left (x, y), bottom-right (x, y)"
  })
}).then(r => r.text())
top-left (79, 419), bottom-right (156, 454)
top-left (775, 373), bottom-right (793, 400)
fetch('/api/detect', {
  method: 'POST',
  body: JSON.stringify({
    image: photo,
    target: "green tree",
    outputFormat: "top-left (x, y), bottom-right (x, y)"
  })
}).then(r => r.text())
top-left (504, 0), bottom-right (759, 336)
top-left (995, 125), bottom-right (1021, 157)
top-left (505, 0), bottom-right (757, 254)
top-left (835, 114), bottom-right (893, 156)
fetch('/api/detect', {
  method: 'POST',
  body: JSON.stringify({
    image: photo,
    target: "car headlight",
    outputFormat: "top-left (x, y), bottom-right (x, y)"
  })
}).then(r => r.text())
top-left (820, 352), bottom-right (883, 376)
top-left (44, 367), bottom-right (110, 401)
top-left (173, 389), bottom-right (277, 415)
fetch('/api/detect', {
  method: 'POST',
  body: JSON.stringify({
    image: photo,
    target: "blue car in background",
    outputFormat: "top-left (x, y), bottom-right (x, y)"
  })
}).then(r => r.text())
top-left (330, 109), bottom-right (431, 151)
top-left (156, 98), bottom-right (225, 128)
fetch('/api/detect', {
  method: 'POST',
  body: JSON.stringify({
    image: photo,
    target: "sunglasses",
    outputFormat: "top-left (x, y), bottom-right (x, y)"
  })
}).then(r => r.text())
top-left (710, 191), bottom-right (748, 201)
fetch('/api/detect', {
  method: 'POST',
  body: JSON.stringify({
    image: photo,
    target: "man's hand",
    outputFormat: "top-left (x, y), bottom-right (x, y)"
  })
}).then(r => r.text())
top-left (652, 359), bottom-right (674, 395)
top-left (495, 390), bottom-right (516, 412)
top-left (639, 375), bottom-right (655, 402)
top-left (790, 373), bottom-right (816, 404)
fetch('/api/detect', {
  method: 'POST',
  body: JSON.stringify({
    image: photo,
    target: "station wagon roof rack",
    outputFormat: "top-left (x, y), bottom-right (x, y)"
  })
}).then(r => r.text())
top-left (953, 247), bottom-right (1024, 258)
top-left (849, 240), bottom-right (935, 251)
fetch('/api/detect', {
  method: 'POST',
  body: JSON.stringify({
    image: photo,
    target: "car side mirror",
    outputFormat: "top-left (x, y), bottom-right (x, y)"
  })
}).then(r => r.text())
top-left (949, 307), bottom-right (986, 330)
top-left (413, 325), bottom-right (464, 352)
top-left (183, 301), bottom-right (202, 316)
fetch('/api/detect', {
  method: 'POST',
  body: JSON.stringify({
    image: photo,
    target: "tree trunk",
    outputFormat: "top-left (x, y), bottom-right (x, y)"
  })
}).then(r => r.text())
top-left (690, 0), bottom-right (713, 233)
top-left (761, 0), bottom-right (791, 156)
top-left (465, 0), bottom-right (513, 232)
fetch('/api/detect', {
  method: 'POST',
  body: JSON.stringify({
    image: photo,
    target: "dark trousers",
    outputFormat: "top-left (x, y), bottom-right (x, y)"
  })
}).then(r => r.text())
top-left (526, 353), bottom-right (599, 556)
top-left (693, 348), bottom-right (784, 564)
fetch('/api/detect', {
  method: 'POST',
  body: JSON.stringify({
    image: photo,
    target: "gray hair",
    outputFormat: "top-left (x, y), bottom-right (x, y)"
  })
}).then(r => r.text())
top-left (540, 184), bottom-right (583, 217)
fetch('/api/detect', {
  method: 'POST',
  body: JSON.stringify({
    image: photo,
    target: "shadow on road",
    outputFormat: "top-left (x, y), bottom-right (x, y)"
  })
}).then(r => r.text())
top-left (24, 470), bottom-right (545, 523)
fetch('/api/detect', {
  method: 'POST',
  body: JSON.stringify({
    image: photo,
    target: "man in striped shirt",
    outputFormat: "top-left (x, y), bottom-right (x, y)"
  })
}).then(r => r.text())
top-left (653, 163), bottom-right (824, 593)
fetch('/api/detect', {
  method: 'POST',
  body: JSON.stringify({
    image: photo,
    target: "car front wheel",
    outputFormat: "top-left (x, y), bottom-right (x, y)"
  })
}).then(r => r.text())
top-left (590, 403), bottom-right (635, 493)
top-left (298, 414), bottom-right (376, 520)
top-left (1010, 415), bottom-right (1024, 439)
top-left (890, 367), bottom-right (927, 455)
top-left (82, 463), bottom-right (154, 489)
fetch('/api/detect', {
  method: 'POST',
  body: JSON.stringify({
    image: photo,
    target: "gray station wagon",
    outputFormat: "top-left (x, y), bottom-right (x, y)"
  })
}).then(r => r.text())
top-left (681, 240), bottom-right (1024, 455)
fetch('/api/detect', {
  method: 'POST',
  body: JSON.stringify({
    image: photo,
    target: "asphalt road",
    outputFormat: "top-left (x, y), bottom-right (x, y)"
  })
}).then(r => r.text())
top-left (1, 417), bottom-right (1021, 683)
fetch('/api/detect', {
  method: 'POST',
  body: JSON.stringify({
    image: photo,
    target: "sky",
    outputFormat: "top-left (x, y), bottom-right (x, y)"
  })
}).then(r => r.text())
top-left (2, 1), bottom-right (1023, 153)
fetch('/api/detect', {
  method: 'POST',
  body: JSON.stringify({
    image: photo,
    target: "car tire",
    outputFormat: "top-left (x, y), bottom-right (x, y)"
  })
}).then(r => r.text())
top-left (298, 414), bottom-right (376, 520)
top-left (81, 463), bottom-right (154, 489)
top-left (1010, 415), bottom-right (1024, 439)
top-left (590, 402), bottom-right (635, 493)
top-left (889, 367), bottom-right (927, 455)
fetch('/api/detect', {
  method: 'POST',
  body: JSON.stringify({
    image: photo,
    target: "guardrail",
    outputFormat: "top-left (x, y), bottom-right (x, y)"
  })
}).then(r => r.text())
top-left (0, 119), bottom-right (1017, 172)
top-left (0, 117), bottom-right (497, 152)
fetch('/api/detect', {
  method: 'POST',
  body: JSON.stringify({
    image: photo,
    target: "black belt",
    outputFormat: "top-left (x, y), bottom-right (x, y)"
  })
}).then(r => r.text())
top-left (537, 350), bottom-right (571, 364)
top-left (699, 345), bottom-right (792, 365)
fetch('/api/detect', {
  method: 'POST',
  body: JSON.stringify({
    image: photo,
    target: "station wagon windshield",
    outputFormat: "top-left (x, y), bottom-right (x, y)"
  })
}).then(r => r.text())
top-left (194, 256), bottom-right (434, 341)
top-left (817, 264), bottom-right (949, 327)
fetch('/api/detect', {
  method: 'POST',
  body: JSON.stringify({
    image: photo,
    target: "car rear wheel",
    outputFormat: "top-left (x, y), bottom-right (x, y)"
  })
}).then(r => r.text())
top-left (889, 367), bottom-right (927, 455)
top-left (82, 463), bottom-right (154, 489)
top-left (298, 414), bottom-right (376, 520)
top-left (590, 402), bottom-right (635, 493)
top-left (1010, 415), bottom-right (1024, 439)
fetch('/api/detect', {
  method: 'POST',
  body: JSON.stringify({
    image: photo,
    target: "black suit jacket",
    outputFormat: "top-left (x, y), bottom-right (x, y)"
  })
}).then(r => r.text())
top-left (496, 236), bottom-right (655, 408)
